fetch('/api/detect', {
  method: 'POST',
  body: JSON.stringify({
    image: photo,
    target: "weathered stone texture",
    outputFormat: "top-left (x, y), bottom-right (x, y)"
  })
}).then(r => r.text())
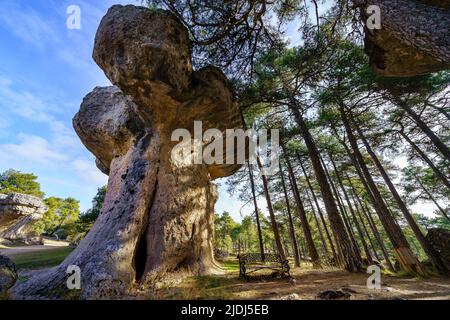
top-left (12, 5), bottom-right (243, 299)
top-left (0, 193), bottom-right (47, 241)
top-left (0, 254), bottom-right (17, 294)
top-left (356, 0), bottom-right (450, 77)
top-left (426, 228), bottom-right (450, 270)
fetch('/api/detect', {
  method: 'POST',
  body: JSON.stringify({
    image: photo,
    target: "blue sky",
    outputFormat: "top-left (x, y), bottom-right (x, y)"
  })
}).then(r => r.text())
top-left (0, 0), bottom-right (438, 220)
top-left (0, 0), bottom-right (258, 219)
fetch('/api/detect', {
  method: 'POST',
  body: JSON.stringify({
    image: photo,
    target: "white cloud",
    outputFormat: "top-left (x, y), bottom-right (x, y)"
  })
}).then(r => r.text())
top-left (0, 76), bottom-right (80, 150)
top-left (0, 134), bottom-right (69, 165)
top-left (0, 77), bottom-right (58, 121)
top-left (0, 1), bottom-right (60, 48)
top-left (72, 159), bottom-right (108, 185)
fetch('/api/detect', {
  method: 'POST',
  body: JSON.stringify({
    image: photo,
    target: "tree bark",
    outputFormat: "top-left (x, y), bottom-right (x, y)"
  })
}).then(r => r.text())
top-left (339, 105), bottom-right (422, 274)
top-left (290, 107), bottom-right (361, 271)
top-left (283, 150), bottom-right (321, 267)
top-left (329, 154), bottom-right (374, 264)
top-left (305, 191), bottom-right (330, 257)
top-left (256, 157), bottom-right (286, 260)
top-left (398, 130), bottom-right (450, 190)
top-left (320, 155), bottom-right (363, 262)
top-left (349, 188), bottom-right (382, 262)
top-left (345, 174), bottom-right (396, 272)
top-left (398, 102), bottom-right (450, 161)
top-left (297, 156), bottom-right (338, 263)
top-left (356, 121), bottom-right (449, 275)
top-left (279, 162), bottom-right (301, 267)
top-left (247, 163), bottom-right (266, 260)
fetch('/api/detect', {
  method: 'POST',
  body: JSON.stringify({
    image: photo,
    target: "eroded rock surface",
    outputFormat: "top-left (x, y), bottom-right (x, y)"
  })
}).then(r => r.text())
top-left (426, 228), bottom-right (450, 270)
top-left (0, 254), bottom-right (17, 294)
top-left (0, 193), bottom-right (47, 241)
top-left (356, 0), bottom-right (450, 77)
top-left (12, 5), bottom-right (243, 300)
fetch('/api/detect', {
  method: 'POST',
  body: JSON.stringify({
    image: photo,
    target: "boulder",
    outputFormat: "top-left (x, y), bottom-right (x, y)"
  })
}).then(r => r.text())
top-left (0, 193), bottom-right (47, 241)
top-left (0, 254), bottom-right (17, 294)
top-left (317, 287), bottom-right (357, 300)
top-left (425, 228), bottom-right (450, 270)
top-left (355, 0), bottom-right (450, 77)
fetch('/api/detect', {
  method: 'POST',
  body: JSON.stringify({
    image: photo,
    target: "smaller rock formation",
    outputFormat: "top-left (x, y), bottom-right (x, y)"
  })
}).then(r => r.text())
top-left (426, 228), bottom-right (450, 270)
top-left (317, 287), bottom-right (357, 300)
top-left (0, 193), bottom-right (47, 242)
top-left (0, 254), bottom-right (17, 295)
top-left (356, 0), bottom-right (450, 77)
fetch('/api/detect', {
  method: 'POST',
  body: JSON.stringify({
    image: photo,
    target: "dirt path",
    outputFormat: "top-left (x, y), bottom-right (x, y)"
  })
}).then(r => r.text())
top-left (151, 267), bottom-right (450, 300)
top-left (0, 239), bottom-right (70, 257)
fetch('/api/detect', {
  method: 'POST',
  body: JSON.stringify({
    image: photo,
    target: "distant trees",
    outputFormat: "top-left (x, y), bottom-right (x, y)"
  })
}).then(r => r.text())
top-left (0, 169), bottom-right (110, 241)
top-left (146, 0), bottom-right (450, 278)
top-left (214, 211), bottom-right (235, 253)
top-left (0, 169), bottom-right (45, 198)
top-left (80, 186), bottom-right (107, 223)
top-left (33, 197), bottom-right (81, 239)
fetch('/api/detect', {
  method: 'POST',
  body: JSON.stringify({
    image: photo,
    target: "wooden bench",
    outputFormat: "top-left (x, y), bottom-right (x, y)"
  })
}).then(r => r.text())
top-left (237, 253), bottom-right (290, 278)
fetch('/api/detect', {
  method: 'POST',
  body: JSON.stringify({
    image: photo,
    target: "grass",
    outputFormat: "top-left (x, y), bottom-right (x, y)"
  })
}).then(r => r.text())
top-left (8, 247), bottom-right (74, 270)
top-left (147, 260), bottom-right (243, 300)
top-left (220, 260), bottom-right (240, 272)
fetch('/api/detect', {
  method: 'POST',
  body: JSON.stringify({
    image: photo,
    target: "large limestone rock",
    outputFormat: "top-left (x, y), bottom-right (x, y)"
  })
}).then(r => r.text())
top-left (356, 0), bottom-right (450, 77)
top-left (12, 5), bottom-right (243, 299)
top-left (0, 254), bottom-right (17, 295)
top-left (426, 228), bottom-right (450, 270)
top-left (0, 193), bottom-right (47, 241)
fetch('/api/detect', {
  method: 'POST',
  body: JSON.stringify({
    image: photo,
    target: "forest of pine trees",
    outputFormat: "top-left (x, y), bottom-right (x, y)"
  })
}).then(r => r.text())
top-left (146, 0), bottom-right (450, 276)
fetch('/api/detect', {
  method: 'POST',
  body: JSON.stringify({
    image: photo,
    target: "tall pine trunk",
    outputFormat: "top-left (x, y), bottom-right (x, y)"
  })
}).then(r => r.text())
top-left (397, 102), bottom-right (450, 161)
top-left (355, 121), bottom-right (448, 275)
top-left (283, 149), bottom-right (321, 267)
top-left (338, 105), bottom-right (422, 274)
top-left (247, 163), bottom-right (266, 260)
top-left (298, 156), bottom-right (338, 263)
top-left (320, 155), bottom-right (363, 260)
top-left (279, 161), bottom-right (301, 267)
top-left (329, 154), bottom-right (374, 264)
top-left (256, 157), bottom-right (286, 260)
top-left (305, 191), bottom-right (331, 257)
top-left (346, 172), bottom-right (395, 271)
top-left (290, 106), bottom-right (361, 271)
top-left (398, 129), bottom-right (450, 190)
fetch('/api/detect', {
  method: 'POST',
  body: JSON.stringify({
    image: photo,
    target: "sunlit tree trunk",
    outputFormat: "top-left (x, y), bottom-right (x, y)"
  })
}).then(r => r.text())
top-left (291, 107), bottom-right (361, 271)
top-left (283, 149), bottom-right (321, 267)
top-left (320, 155), bottom-right (363, 262)
top-left (297, 156), bottom-right (339, 263)
top-left (355, 121), bottom-right (449, 275)
top-left (329, 154), bottom-right (374, 264)
top-left (279, 162), bottom-right (301, 267)
top-left (256, 157), bottom-right (286, 260)
top-left (398, 129), bottom-right (450, 190)
top-left (339, 105), bottom-right (422, 274)
top-left (346, 172), bottom-right (395, 271)
top-left (247, 163), bottom-right (266, 260)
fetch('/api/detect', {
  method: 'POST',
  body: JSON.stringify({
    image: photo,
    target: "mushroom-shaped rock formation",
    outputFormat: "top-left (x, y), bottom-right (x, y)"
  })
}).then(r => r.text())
top-left (355, 0), bottom-right (450, 77)
top-left (12, 5), bottom-right (243, 299)
top-left (0, 193), bottom-right (47, 242)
